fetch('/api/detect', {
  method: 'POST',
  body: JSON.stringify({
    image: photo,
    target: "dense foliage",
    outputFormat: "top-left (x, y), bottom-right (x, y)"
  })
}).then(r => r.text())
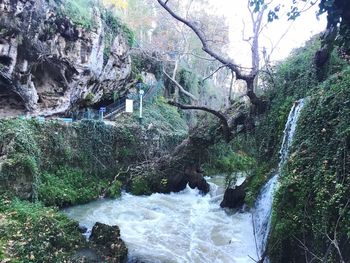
top-left (235, 37), bottom-right (347, 205)
top-left (58, 0), bottom-right (135, 63)
top-left (0, 120), bottom-right (144, 205)
top-left (233, 33), bottom-right (350, 262)
top-left (0, 196), bottom-right (84, 262)
top-left (269, 67), bottom-right (350, 263)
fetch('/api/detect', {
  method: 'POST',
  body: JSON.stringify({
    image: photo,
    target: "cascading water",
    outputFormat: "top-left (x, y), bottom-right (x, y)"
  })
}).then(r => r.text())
top-left (65, 177), bottom-right (258, 263)
top-left (63, 99), bottom-right (305, 263)
top-left (253, 99), bottom-right (306, 260)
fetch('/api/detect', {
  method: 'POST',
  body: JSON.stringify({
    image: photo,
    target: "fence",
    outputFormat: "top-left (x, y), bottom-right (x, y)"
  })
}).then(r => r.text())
top-left (26, 80), bottom-right (164, 123)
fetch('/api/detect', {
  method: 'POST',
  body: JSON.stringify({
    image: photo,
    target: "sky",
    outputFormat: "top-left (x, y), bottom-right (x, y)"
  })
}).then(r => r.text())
top-left (209, 0), bottom-right (327, 67)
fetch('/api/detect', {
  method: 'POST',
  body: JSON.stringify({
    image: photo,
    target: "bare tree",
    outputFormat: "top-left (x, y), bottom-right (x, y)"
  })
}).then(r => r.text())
top-left (157, 0), bottom-right (265, 109)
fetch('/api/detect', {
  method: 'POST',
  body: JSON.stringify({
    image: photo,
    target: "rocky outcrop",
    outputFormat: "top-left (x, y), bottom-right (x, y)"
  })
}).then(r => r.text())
top-left (0, 0), bottom-right (131, 117)
top-left (186, 165), bottom-right (210, 193)
top-left (89, 222), bottom-right (128, 263)
top-left (220, 180), bottom-right (247, 209)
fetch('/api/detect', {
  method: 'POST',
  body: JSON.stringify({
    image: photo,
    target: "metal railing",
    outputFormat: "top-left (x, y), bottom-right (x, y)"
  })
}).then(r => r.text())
top-left (26, 80), bottom-right (164, 123)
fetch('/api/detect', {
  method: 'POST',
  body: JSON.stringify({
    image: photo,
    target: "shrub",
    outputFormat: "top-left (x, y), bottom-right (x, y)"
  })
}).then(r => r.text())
top-left (38, 167), bottom-right (107, 207)
top-left (130, 177), bottom-right (152, 196)
top-left (107, 180), bottom-right (123, 198)
top-left (0, 197), bottom-right (84, 262)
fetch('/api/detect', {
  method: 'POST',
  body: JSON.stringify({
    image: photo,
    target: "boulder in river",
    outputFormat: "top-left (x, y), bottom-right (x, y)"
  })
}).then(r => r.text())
top-left (220, 180), bottom-right (247, 209)
top-left (89, 222), bottom-right (128, 263)
top-left (186, 166), bottom-right (210, 194)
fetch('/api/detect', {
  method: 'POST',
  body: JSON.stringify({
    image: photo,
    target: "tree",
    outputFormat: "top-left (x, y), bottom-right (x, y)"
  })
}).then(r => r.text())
top-left (122, 0), bottom-right (231, 108)
top-left (267, 0), bottom-right (350, 80)
top-left (157, 0), bottom-right (265, 111)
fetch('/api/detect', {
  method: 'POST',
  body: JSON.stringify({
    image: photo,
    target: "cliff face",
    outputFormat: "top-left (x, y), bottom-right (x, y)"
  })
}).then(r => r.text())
top-left (0, 0), bottom-right (131, 117)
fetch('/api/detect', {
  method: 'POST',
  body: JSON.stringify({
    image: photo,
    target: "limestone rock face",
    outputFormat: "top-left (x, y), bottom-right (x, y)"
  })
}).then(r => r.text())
top-left (0, 0), bottom-right (131, 117)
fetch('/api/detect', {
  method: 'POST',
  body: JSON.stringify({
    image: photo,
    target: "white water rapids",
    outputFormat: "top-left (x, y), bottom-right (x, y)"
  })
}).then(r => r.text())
top-left (65, 177), bottom-right (258, 263)
top-left (64, 100), bottom-right (306, 263)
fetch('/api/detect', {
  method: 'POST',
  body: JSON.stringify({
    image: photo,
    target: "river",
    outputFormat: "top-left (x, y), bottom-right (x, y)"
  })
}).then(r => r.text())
top-left (64, 177), bottom-right (258, 263)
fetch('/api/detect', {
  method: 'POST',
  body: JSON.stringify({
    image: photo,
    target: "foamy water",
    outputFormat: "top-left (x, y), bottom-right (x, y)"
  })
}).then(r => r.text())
top-left (65, 179), bottom-right (258, 263)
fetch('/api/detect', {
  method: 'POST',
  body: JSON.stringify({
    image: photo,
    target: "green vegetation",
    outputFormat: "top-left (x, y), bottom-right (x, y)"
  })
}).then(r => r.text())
top-left (106, 180), bottom-right (123, 198)
top-left (59, 0), bottom-right (96, 29)
top-left (131, 53), bottom-right (163, 80)
top-left (38, 167), bottom-right (108, 207)
top-left (142, 96), bottom-right (188, 135)
top-left (0, 119), bottom-right (142, 206)
top-left (0, 196), bottom-right (84, 262)
top-left (237, 37), bottom-right (348, 206)
top-left (57, 0), bottom-right (135, 63)
top-left (102, 8), bottom-right (135, 63)
top-left (130, 177), bottom-right (152, 196)
top-left (178, 69), bottom-right (200, 105)
top-left (269, 68), bottom-right (350, 262)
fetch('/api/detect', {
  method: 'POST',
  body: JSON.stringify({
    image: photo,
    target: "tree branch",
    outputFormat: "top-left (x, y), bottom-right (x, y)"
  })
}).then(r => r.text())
top-left (168, 100), bottom-right (232, 142)
top-left (157, 0), bottom-right (253, 82)
top-left (202, 65), bottom-right (227, 82)
top-left (162, 68), bottom-right (198, 101)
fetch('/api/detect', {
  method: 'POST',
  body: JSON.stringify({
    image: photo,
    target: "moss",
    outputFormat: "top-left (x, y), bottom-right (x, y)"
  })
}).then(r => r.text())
top-left (38, 167), bottom-right (108, 207)
top-left (269, 69), bottom-right (350, 262)
top-left (130, 177), bottom-right (152, 196)
top-left (244, 163), bottom-right (271, 207)
top-left (107, 180), bottom-right (123, 198)
top-left (101, 8), bottom-right (134, 64)
top-left (0, 197), bottom-right (85, 262)
top-left (241, 37), bottom-right (349, 206)
top-left (58, 0), bottom-right (96, 30)
top-left (0, 119), bottom-right (144, 206)
top-left (84, 92), bottom-right (95, 105)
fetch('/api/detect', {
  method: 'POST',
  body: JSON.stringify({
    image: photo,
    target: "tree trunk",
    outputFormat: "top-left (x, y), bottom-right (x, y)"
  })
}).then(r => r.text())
top-left (127, 102), bottom-right (250, 194)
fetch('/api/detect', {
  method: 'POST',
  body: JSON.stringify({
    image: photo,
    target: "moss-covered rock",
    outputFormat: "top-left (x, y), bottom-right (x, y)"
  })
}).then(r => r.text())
top-left (90, 222), bottom-right (128, 263)
top-left (239, 37), bottom-right (349, 206)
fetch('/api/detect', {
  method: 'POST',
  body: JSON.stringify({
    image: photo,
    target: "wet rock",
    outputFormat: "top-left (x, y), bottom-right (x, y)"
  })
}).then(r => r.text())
top-left (78, 224), bottom-right (88, 234)
top-left (71, 248), bottom-right (102, 263)
top-left (187, 172), bottom-right (210, 194)
top-left (89, 222), bottom-right (128, 263)
top-left (220, 181), bottom-right (247, 209)
top-left (159, 165), bottom-right (210, 194)
top-left (166, 173), bottom-right (188, 193)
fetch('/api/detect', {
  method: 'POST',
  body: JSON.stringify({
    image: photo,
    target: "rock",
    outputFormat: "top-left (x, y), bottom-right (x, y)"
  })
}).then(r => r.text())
top-left (0, 0), bottom-right (131, 117)
top-left (165, 172), bottom-right (188, 193)
top-left (78, 224), bottom-right (88, 234)
top-left (71, 248), bottom-right (102, 263)
top-left (220, 181), bottom-right (247, 209)
top-left (186, 166), bottom-right (210, 194)
top-left (156, 164), bottom-right (210, 194)
top-left (89, 222), bottom-right (128, 263)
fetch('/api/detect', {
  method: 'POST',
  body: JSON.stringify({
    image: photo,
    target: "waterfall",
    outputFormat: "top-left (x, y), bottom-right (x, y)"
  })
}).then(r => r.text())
top-left (253, 98), bottom-right (306, 260)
